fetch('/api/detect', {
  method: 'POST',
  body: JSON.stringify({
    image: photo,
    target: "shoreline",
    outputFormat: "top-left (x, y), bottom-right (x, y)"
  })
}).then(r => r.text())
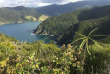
top-left (33, 32), bottom-right (55, 37)
top-left (0, 21), bottom-right (42, 25)
top-left (0, 22), bottom-right (24, 25)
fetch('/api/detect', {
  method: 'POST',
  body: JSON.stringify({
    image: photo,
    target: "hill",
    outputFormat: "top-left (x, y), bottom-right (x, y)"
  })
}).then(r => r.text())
top-left (36, 0), bottom-right (110, 16)
top-left (0, 6), bottom-right (48, 25)
top-left (56, 16), bottom-right (110, 44)
top-left (34, 5), bottom-right (110, 45)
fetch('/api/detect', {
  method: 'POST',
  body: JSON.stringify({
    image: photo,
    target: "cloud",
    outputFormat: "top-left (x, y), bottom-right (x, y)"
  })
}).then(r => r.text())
top-left (43, 0), bottom-right (83, 4)
top-left (0, 0), bottom-right (83, 7)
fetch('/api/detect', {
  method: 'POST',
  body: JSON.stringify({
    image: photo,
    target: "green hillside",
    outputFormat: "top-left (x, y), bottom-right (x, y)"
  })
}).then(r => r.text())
top-left (34, 5), bottom-right (110, 44)
top-left (34, 11), bottom-right (80, 35)
top-left (56, 16), bottom-right (110, 44)
top-left (0, 6), bottom-right (48, 25)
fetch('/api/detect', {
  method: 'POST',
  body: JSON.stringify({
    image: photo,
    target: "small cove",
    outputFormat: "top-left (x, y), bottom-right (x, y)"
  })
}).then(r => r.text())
top-left (0, 22), bottom-right (50, 43)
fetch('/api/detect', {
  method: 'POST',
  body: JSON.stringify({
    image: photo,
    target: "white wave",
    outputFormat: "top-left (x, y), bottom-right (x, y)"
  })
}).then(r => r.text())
top-left (31, 33), bottom-right (36, 35)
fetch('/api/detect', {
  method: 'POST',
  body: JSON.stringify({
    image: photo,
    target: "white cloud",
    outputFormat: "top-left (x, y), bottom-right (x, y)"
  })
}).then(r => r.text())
top-left (57, 0), bottom-right (83, 5)
top-left (0, 0), bottom-right (83, 7)
top-left (0, 0), bottom-right (3, 3)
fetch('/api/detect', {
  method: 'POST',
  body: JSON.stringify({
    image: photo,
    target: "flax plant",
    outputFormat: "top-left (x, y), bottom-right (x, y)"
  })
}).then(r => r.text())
top-left (71, 28), bottom-right (110, 74)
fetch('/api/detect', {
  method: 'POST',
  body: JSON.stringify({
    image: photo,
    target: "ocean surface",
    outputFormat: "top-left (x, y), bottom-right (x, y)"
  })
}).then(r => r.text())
top-left (0, 22), bottom-right (50, 43)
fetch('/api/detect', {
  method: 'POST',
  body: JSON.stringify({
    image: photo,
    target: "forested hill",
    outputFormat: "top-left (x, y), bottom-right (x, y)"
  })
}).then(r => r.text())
top-left (36, 0), bottom-right (110, 16)
top-left (56, 16), bottom-right (110, 44)
top-left (34, 5), bottom-right (110, 45)
top-left (0, 6), bottom-right (48, 25)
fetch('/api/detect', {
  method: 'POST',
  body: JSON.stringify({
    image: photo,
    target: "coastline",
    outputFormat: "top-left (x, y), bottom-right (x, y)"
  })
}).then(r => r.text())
top-left (33, 32), bottom-right (55, 37)
top-left (0, 22), bottom-right (24, 25)
top-left (0, 21), bottom-right (42, 25)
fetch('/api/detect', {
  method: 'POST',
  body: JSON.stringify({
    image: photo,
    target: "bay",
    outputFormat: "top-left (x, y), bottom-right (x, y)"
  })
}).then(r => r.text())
top-left (0, 22), bottom-right (50, 43)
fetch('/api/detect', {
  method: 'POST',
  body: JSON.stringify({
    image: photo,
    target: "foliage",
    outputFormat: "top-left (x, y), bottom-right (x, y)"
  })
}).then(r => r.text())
top-left (84, 43), bottom-right (110, 74)
top-left (0, 6), bottom-right (48, 25)
top-left (25, 16), bottom-right (37, 22)
top-left (34, 11), bottom-right (79, 35)
top-left (35, 5), bottom-right (110, 45)
top-left (38, 15), bottom-right (49, 22)
top-left (71, 28), bottom-right (110, 74)
top-left (0, 32), bottom-right (110, 74)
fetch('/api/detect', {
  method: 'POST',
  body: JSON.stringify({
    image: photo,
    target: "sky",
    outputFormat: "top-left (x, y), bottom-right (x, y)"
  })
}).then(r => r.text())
top-left (0, 0), bottom-right (84, 7)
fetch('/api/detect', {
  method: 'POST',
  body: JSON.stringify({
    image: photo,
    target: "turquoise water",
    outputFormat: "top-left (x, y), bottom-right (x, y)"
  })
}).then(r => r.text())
top-left (0, 22), bottom-right (50, 43)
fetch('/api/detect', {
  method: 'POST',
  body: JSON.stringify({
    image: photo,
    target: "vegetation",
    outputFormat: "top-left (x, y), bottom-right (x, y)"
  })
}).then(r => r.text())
top-left (25, 16), bottom-right (37, 22)
top-left (35, 5), bottom-right (110, 45)
top-left (0, 6), bottom-right (48, 25)
top-left (0, 3), bottom-right (110, 74)
top-left (38, 15), bottom-right (49, 22)
top-left (32, 4), bottom-right (110, 73)
top-left (0, 30), bottom-right (110, 74)
top-left (34, 11), bottom-right (79, 35)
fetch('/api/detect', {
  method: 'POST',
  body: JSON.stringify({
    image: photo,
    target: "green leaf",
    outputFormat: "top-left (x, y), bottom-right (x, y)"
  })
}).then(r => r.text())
top-left (88, 37), bottom-right (97, 43)
top-left (79, 39), bottom-right (86, 49)
top-left (76, 32), bottom-right (86, 37)
top-left (93, 35), bottom-right (110, 37)
top-left (88, 28), bottom-right (98, 36)
top-left (86, 39), bottom-right (91, 55)
top-left (70, 37), bottom-right (85, 44)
